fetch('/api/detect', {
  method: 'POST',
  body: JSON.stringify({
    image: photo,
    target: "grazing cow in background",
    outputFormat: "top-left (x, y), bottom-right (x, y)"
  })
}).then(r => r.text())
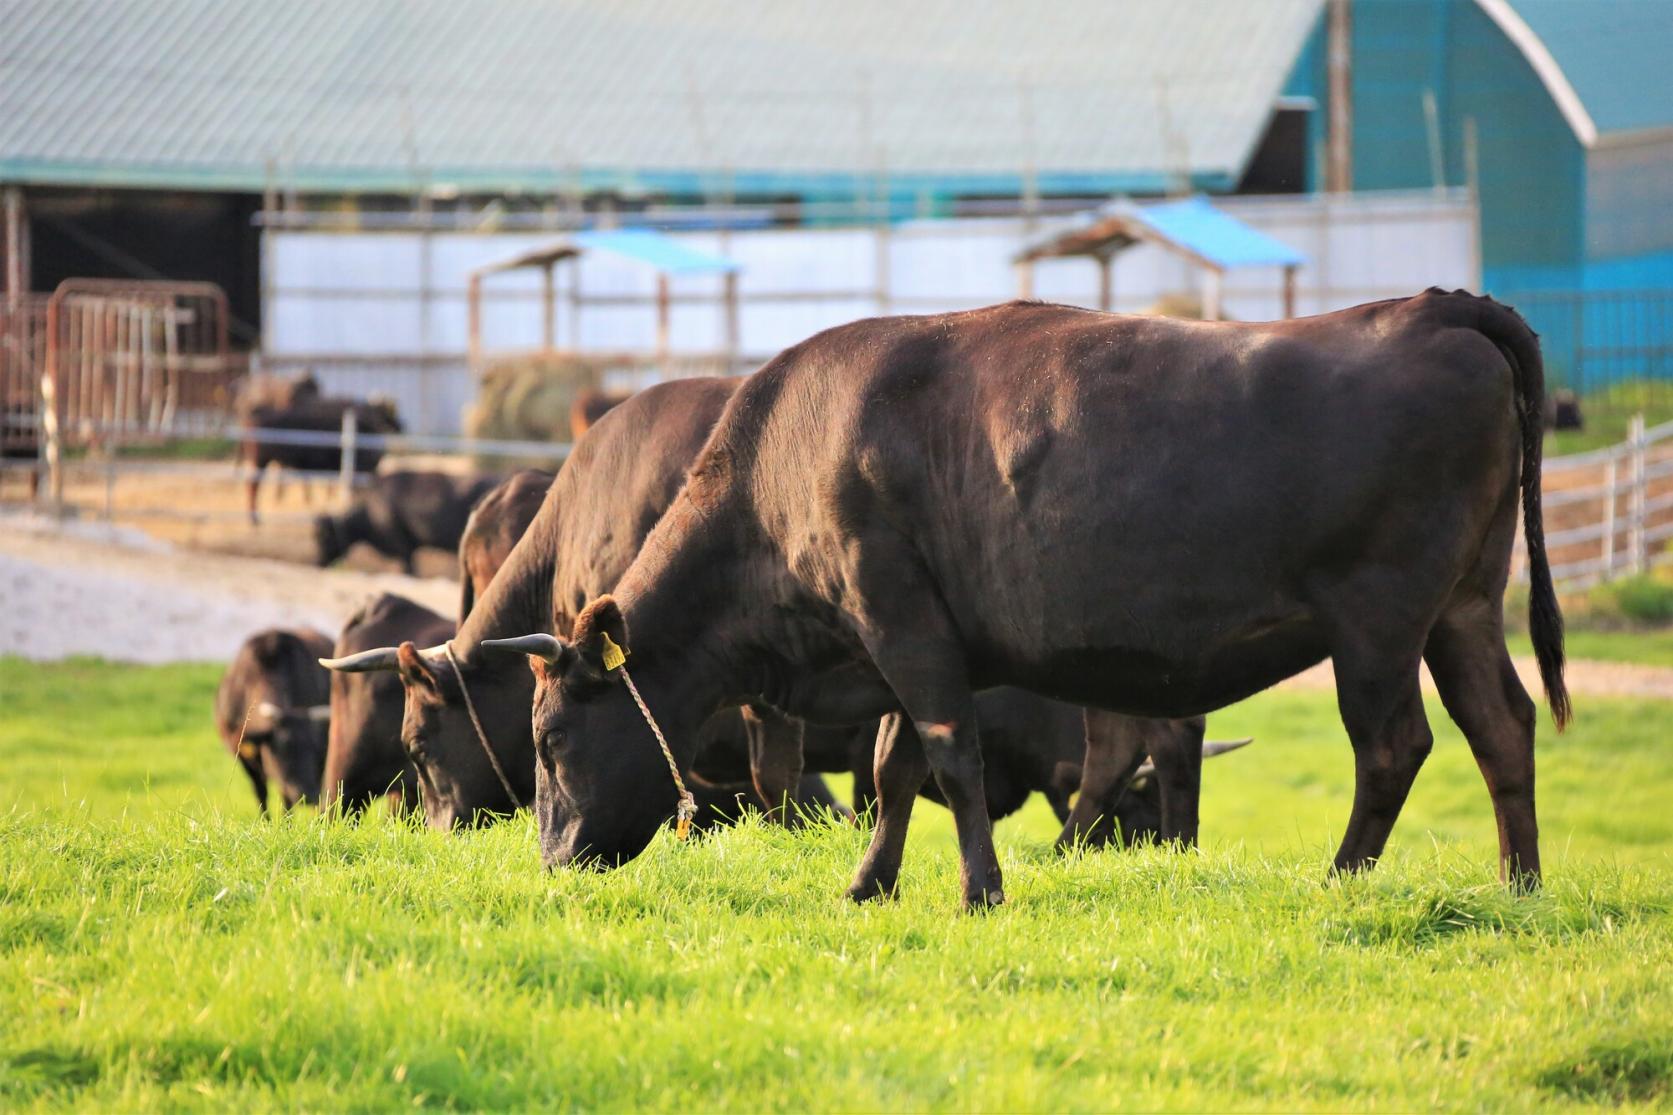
top-left (506, 291), bottom-right (1568, 909)
top-left (569, 389), bottom-right (631, 443)
top-left (314, 470), bottom-right (501, 575)
top-left (214, 628), bottom-right (334, 813)
top-left (321, 593), bottom-right (453, 817)
top-left (241, 393), bottom-right (402, 524)
top-left (458, 469), bottom-right (555, 619)
top-left (234, 371), bottom-right (320, 417)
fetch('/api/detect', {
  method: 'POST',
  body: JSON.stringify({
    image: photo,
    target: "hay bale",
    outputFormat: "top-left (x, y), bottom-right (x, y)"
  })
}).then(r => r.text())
top-left (464, 353), bottom-right (603, 461)
top-left (1144, 293), bottom-right (1236, 321)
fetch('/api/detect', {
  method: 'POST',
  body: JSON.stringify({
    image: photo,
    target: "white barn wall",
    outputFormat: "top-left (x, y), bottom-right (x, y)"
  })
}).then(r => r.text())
top-left (264, 189), bottom-right (1477, 432)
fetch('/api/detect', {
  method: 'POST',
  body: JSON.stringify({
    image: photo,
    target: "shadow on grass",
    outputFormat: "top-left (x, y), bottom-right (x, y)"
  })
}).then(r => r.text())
top-left (1538, 1037), bottom-right (1673, 1105)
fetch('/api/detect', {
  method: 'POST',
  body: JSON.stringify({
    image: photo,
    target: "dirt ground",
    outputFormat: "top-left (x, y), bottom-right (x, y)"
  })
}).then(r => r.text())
top-left (0, 511), bottom-right (457, 663)
top-left (5, 508), bottom-right (1673, 701)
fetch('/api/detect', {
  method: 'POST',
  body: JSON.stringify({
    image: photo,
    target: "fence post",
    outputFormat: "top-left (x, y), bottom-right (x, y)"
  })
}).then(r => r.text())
top-left (1630, 413), bottom-right (1647, 575)
top-left (338, 407), bottom-right (357, 508)
top-left (1602, 453), bottom-right (1618, 579)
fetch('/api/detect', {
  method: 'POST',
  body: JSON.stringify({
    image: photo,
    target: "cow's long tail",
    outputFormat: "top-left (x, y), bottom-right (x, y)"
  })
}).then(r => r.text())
top-left (1466, 291), bottom-right (1571, 730)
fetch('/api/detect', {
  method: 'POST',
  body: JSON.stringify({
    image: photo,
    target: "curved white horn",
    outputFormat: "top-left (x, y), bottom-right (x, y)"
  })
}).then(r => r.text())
top-left (480, 633), bottom-right (566, 664)
top-left (254, 701), bottom-right (283, 720)
top-left (318, 647), bottom-right (401, 672)
top-left (306, 704), bottom-right (333, 722)
top-left (1129, 737), bottom-right (1252, 784)
top-left (1203, 737), bottom-right (1253, 759)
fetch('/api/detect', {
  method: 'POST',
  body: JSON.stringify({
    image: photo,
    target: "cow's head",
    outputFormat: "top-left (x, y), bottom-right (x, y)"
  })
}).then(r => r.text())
top-left (319, 640), bottom-right (526, 828)
top-left (240, 700), bottom-right (331, 809)
top-left (313, 515), bottom-right (348, 567)
top-left (483, 596), bottom-right (692, 871)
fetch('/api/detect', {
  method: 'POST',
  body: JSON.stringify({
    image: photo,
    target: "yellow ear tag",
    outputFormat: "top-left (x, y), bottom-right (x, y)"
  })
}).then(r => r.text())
top-left (237, 742), bottom-right (258, 761)
top-left (600, 632), bottom-right (627, 672)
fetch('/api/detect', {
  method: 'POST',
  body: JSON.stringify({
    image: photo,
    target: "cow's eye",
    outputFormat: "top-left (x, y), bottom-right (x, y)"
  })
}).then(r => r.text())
top-left (538, 728), bottom-right (566, 760)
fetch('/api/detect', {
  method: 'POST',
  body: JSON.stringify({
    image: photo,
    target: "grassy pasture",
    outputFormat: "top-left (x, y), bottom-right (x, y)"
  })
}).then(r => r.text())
top-left (2, 656), bottom-right (1672, 1111)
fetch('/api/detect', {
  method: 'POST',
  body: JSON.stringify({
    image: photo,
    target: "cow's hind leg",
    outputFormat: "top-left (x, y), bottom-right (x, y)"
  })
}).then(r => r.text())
top-left (1330, 645), bottom-right (1433, 874)
top-left (848, 714), bottom-right (929, 900)
top-left (1424, 599), bottom-right (1540, 888)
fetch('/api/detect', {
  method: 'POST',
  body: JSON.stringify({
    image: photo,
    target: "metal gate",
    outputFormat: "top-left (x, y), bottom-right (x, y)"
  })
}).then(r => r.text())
top-left (32, 279), bottom-right (239, 499)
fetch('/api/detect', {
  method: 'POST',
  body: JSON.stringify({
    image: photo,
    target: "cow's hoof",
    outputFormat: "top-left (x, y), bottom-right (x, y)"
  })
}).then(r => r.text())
top-left (845, 877), bottom-right (898, 904)
top-left (962, 886), bottom-right (1006, 912)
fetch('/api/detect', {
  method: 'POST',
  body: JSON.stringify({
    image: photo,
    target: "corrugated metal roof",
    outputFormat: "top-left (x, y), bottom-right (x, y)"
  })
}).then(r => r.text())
top-left (0, 0), bottom-right (1323, 194)
top-left (1498, 0), bottom-right (1673, 140)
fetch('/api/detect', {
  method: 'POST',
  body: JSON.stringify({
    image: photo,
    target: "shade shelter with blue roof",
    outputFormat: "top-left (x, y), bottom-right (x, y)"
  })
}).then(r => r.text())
top-left (467, 229), bottom-right (743, 376)
top-left (1014, 196), bottom-right (1308, 321)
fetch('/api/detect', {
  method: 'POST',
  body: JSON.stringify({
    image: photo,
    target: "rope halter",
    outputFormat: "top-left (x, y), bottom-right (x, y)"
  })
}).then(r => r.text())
top-left (601, 632), bottom-right (698, 840)
top-left (443, 642), bottom-right (522, 811)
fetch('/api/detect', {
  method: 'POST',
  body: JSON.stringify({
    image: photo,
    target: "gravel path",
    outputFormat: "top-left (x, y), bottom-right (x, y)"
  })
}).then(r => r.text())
top-left (0, 512), bottom-right (457, 663)
top-left (4, 514), bottom-right (1672, 699)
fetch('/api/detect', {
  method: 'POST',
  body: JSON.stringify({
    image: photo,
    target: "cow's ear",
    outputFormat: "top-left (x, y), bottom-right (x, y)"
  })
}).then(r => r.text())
top-left (396, 642), bottom-right (442, 700)
top-left (570, 596), bottom-right (628, 677)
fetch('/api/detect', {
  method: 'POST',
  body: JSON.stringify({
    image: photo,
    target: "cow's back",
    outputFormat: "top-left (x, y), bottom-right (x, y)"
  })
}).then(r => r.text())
top-left (711, 296), bottom-right (1520, 710)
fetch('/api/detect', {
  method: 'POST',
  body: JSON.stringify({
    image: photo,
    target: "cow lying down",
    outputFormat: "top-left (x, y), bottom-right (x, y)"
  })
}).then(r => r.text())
top-left (491, 291), bottom-right (1568, 909)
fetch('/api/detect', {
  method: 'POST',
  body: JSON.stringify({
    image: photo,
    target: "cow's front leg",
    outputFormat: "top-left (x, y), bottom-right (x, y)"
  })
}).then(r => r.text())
top-left (740, 702), bottom-right (806, 826)
top-left (1057, 709), bottom-right (1148, 850)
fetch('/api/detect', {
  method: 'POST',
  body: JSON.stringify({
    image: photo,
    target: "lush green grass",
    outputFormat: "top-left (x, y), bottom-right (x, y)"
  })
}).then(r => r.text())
top-left (4, 657), bottom-right (1673, 1111)
top-left (1547, 380), bottom-right (1673, 456)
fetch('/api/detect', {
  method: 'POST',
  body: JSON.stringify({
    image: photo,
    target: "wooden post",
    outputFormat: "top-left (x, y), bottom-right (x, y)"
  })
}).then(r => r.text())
top-left (1282, 264), bottom-right (1298, 319)
top-left (1202, 267), bottom-right (1224, 322)
top-left (1325, 0), bottom-right (1353, 193)
top-left (2, 186), bottom-right (26, 304)
top-left (1015, 261), bottom-right (1035, 300)
top-left (338, 407), bottom-right (358, 508)
top-left (722, 270), bottom-right (740, 369)
top-left (1096, 254), bottom-right (1113, 312)
top-left (466, 272), bottom-right (483, 379)
top-left (569, 257), bottom-right (583, 351)
top-left (1603, 454), bottom-right (1618, 578)
top-left (540, 261), bottom-right (556, 350)
top-left (655, 273), bottom-right (671, 363)
top-left (1630, 413), bottom-right (1648, 574)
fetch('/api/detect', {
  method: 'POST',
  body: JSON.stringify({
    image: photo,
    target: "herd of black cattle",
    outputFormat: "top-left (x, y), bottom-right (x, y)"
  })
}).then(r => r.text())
top-left (213, 291), bottom-right (1572, 909)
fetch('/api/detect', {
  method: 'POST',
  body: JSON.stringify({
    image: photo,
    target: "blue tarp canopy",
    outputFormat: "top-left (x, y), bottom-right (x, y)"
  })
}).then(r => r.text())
top-left (1017, 195), bottom-right (1305, 271)
top-left (474, 228), bottom-right (740, 279)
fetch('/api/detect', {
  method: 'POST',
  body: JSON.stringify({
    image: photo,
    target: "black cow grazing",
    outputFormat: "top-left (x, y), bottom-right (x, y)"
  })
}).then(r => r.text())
top-left (320, 378), bottom-right (775, 827)
top-left (321, 593), bottom-right (453, 817)
top-left (459, 469), bottom-right (555, 620)
top-left (214, 628), bottom-right (335, 813)
top-left (242, 394), bottom-right (402, 524)
top-left (323, 404), bottom-right (841, 830)
top-left (504, 291), bottom-right (1569, 908)
top-left (314, 470), bottom-right (501, 575)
